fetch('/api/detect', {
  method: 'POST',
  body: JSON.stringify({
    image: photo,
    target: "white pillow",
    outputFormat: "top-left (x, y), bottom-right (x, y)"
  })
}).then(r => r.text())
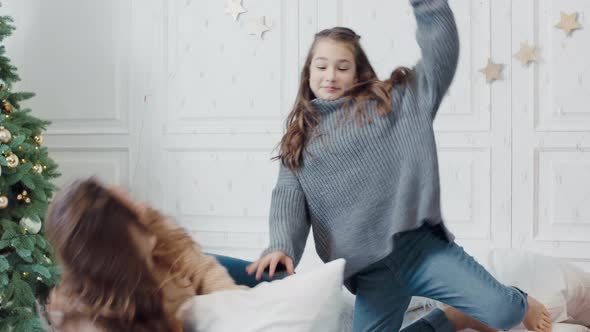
top-left (553, 323), bottom-right (590, 332)
top-left (508, 325), bottom-right (590, 332)
top-left (488, 249), bottom-right (590, 326)
top-left (182, 259), bottom-right (346, 332)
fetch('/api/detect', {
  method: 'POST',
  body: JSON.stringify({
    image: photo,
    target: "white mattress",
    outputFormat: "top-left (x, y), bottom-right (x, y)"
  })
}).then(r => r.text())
top-left (336, 293), bottom-right (590, 332)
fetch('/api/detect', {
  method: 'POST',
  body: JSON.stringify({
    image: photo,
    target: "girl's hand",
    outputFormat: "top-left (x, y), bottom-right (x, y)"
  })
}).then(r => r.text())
top-left (246, 251), bottom-right (295, 280)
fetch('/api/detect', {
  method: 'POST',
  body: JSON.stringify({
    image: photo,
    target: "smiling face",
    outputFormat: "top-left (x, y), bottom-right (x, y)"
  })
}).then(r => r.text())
top-left (308, 38), bottom-right (357, 100)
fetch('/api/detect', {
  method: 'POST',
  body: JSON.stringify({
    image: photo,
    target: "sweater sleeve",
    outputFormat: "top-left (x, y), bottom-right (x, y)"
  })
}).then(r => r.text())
top-left (260, 163), bottom-right (311, 267)
top-left (409, 0), bottom-right (459, 119)
top-left (192, 251), bottom-right (241, 294)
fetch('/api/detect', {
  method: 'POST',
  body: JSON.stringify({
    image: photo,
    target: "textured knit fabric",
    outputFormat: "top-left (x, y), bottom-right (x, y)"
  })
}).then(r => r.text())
top-left (262, 0), bottom-right (460, 285)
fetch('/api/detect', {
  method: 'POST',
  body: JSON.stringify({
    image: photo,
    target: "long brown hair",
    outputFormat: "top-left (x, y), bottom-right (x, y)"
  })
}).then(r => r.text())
top-left (276, 27), bottom-right (412, 172)
top-left (45, 178), bottom-right (179, 331)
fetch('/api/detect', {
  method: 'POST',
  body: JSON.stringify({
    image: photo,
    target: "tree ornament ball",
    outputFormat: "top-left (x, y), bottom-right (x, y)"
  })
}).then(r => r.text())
top-left (19, 216), bottom-right (42, 234)
top-left (6, 154), bottom-right (18, 168)
top-left (34, 134), bottom-right (44, 145)
top-left (33, 164), bottom-right (43, 174)
top-left (0, 127), bottom-right (12, 143)
top-left (2, 100), bottom-right (11, 113)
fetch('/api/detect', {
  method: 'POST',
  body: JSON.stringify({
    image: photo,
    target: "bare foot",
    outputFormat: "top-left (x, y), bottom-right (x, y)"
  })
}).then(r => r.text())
top-left (523, 296), bottom-right (552, 332)
top-left (443, 305), bottom-right (497, 332)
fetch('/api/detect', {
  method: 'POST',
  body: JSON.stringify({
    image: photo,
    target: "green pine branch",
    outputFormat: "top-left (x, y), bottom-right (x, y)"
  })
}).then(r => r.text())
top-left (0, 5), bottom-right (61, 331)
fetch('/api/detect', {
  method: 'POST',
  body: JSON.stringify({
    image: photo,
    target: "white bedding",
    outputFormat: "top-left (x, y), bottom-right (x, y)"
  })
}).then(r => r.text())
top-left (336, 297), bottom-right (590, 332)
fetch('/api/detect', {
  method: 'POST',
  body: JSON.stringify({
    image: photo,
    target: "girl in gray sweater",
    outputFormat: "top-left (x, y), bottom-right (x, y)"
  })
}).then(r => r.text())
top-left (226, 1), bottom-right (552, 331)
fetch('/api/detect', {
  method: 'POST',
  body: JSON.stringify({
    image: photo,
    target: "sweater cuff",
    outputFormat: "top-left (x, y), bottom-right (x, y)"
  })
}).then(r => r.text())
top-left (260, 244), bottom-right (295, 262)
top-left (264, 186), bottom-right (309, 265)
top-left (410, 0), bottom-right (448, 14)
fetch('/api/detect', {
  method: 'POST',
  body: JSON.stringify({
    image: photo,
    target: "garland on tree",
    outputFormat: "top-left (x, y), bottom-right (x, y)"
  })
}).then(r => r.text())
top-left (0, 10), bottom-right (61, 332)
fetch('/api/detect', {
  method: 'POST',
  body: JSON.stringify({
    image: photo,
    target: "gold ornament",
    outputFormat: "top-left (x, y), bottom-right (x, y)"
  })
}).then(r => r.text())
top-left (0, 196), bottom-right (7, 209)
top-left (513, 42), bottom-right (538, 66)
top-left (17, 190), bottom-right (31, 204)
top-left (36, 277), bottom-right (42, 281)
top-left (2, 100), bottom-right (11, 113)
top-left (555, 12), bottom-right (583, 36)
top-left (33, 164), bottom-right (43, 174)
top-left (22, 272), bottom-right (29, 278)
top-left (20, 158), bottom-right (26, 164)
top-left (6, 153), bottom-right (19, 168)
top-left (0, 127), bottom-right (11, 143)
top-left (479, 58), bottom-right (504, 83)
top-left (34, 134), bottom-right (44, 145)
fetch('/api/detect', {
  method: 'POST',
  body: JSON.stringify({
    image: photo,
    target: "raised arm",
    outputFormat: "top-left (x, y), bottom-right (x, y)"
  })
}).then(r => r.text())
top-left (410, 0), bottom-right (459, 119)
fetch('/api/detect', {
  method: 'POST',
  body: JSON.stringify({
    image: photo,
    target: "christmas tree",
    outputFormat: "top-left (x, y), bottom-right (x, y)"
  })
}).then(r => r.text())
top-left (0, 11), bottom-right (61, 332)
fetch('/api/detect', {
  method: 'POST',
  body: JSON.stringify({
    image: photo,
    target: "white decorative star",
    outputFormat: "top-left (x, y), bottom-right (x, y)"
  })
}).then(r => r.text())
top-left (513, 42), bottom-right (537, 66)
top-left (479, 58), bottom-right (504, 83)
top-left (245, 16), bottom-right (271, 39)
top-left (555, 12), bottom-right (583, 36)
top-left (225, 0), bottom-right (247, 21)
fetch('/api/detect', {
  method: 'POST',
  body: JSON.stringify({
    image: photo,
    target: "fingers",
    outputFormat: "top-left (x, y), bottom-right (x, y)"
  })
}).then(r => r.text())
top-left (246, 252), bottom-right (295, 280)
top-left (284, 256), bottom-right (295, 275)
top-left (255, 256), bottom-right (270, 281)
top-left (268, 255), bottom-right (280, 278)
top-left (245, 260), bottom-right (258, 275)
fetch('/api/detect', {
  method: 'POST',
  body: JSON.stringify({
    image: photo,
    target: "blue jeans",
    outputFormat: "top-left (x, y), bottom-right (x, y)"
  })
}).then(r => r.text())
top-left (212, 254), bottom-right (276, 288)
top-left (211, 224), bottom-right (528, 332)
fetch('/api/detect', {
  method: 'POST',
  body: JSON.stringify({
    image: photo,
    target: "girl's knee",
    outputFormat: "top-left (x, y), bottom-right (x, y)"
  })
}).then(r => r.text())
top-left (485, 287), bottom-right (528, 330)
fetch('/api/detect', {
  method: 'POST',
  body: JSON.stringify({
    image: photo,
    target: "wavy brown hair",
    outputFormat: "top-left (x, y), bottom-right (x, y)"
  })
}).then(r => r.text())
top-left (45, 178), bottom-right (203, 331)
top-left (276, 27), bottom-right (412, 172)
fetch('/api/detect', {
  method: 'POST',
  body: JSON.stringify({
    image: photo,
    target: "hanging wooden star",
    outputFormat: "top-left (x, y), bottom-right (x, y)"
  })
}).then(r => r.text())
top-left (513, 42), bottom-right (537, 66)
top-left (555, 12), bottom-right (583, 36)
top-left (246, 16), bottom-right (271, 39)
top-left (225, 0), bottom-right (247, 21)
top-left (479, 59), bottom-right (504, 83)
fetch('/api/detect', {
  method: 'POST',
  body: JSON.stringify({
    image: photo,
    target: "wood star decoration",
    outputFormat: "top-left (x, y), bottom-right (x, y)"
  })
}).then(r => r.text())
top-left (555, 12), bottom-right (583, 36)
top-left (479, 59), bottom-right (504, 83)
top-left (245, 16), bottom-right (271, 39)
top-left (225, 0), bottom-right (247, 21)
top-left (513, 42), bottom-right (538, 66)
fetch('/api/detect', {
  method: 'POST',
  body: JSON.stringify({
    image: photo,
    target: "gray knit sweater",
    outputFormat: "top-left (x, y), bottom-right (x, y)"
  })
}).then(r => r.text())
top-left (262, 0), bottom-right (460, 285)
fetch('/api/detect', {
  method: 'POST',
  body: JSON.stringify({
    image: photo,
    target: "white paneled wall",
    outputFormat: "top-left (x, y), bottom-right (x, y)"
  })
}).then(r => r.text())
top-left (4, 0), bottom-right (590, 271)
top-left (511, 0), bottom-right (590, 271)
